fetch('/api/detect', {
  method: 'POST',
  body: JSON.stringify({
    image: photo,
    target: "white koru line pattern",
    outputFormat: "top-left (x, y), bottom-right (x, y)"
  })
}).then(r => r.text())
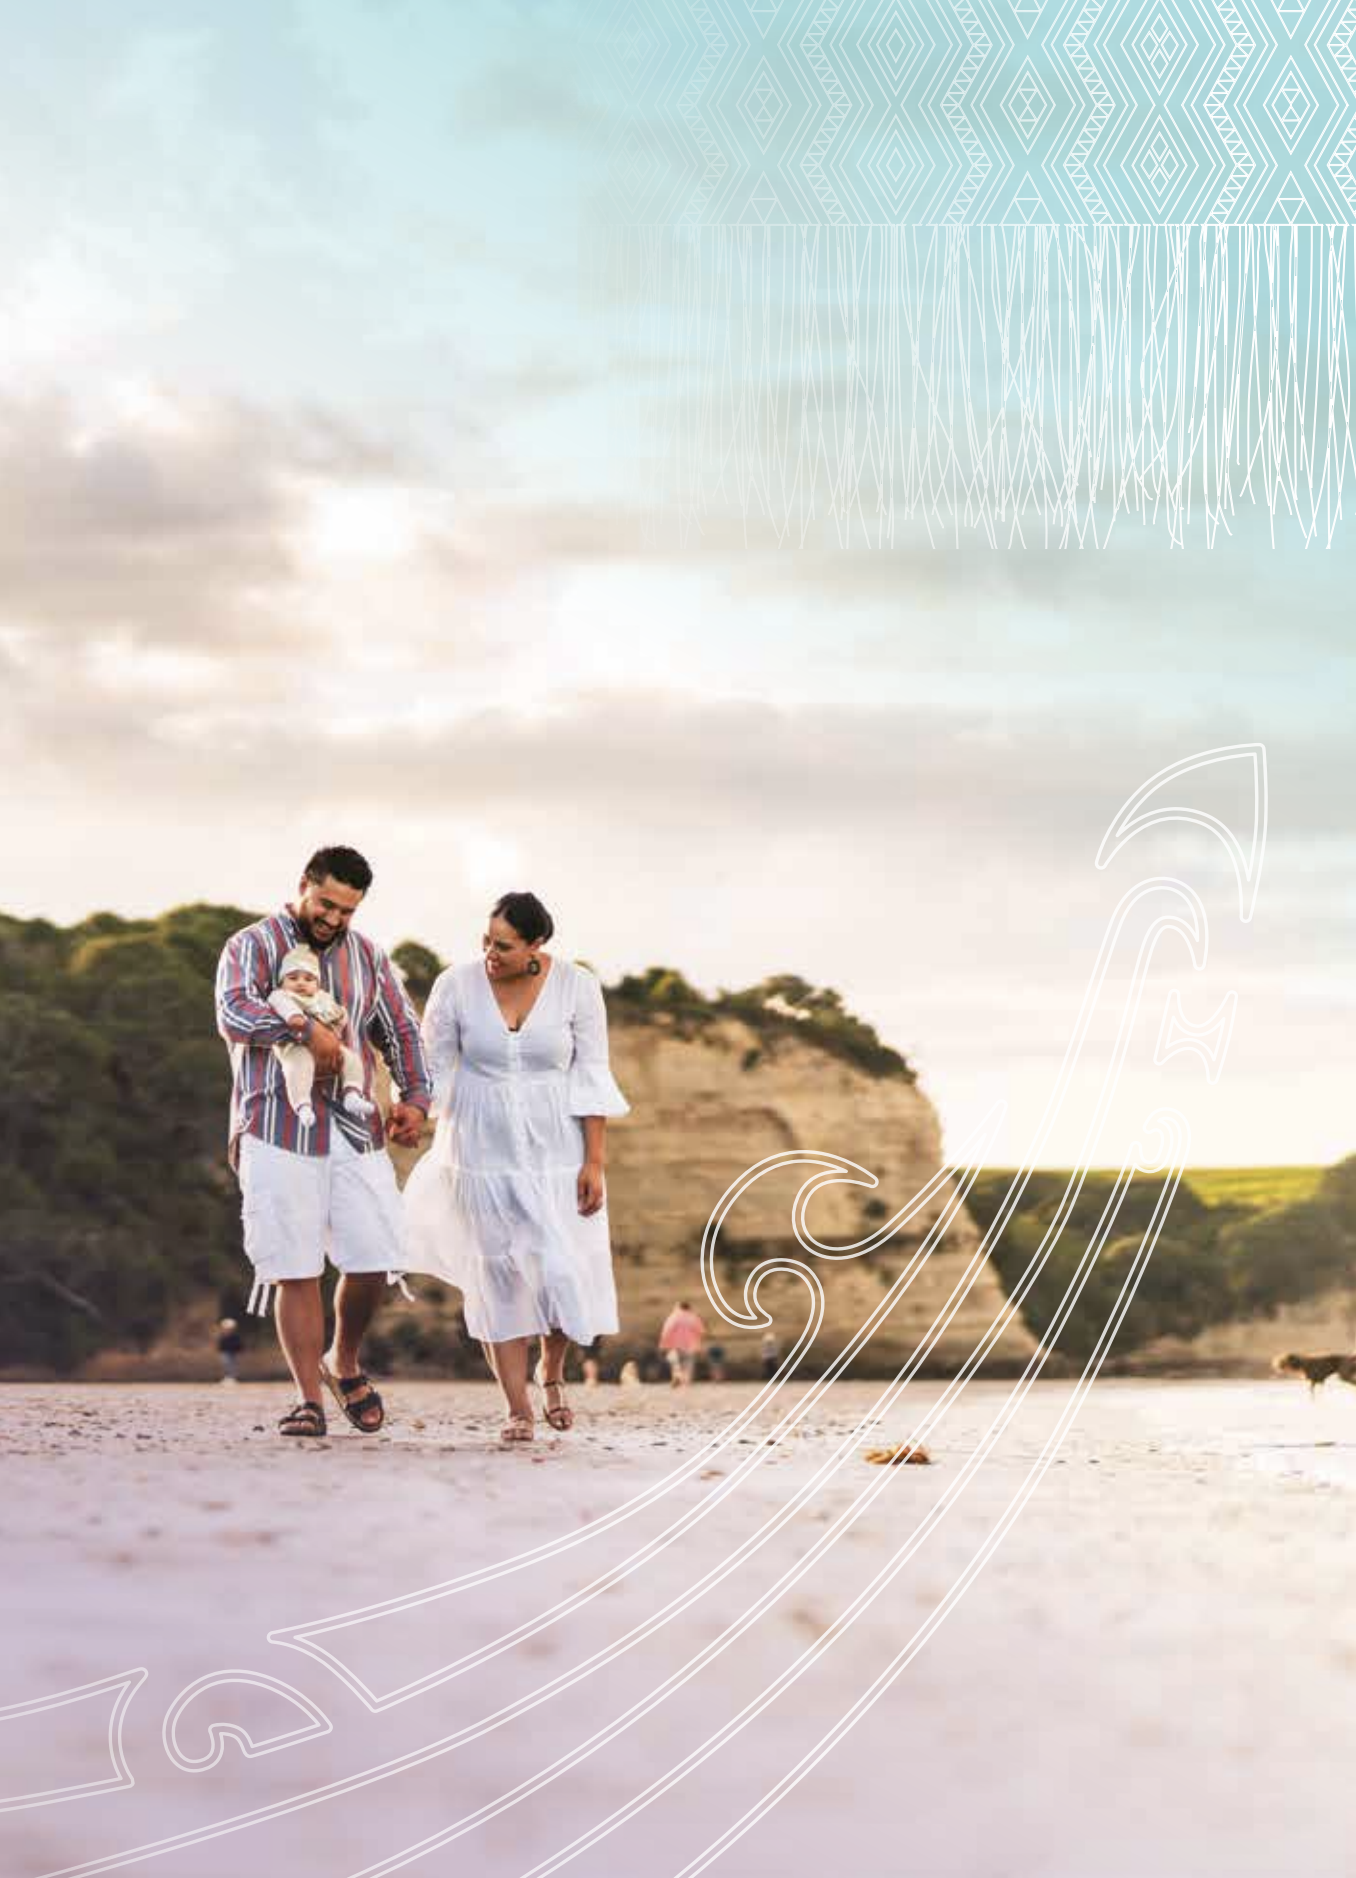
top-left (29, 748), bottom-right (1265, 1878)
top-left (592, 0), bottom-right (1356, 224)
top-left (588, 221), bottom-right (1356, 543)
top-left (162, 1675), bottom-right (332, 1772)
top-left (0, 1672), bottom-right (147, 1814)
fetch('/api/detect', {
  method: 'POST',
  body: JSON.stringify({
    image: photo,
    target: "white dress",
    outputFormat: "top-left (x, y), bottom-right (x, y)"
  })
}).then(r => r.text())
top-left (400, 958), bottom-right (630, 1343)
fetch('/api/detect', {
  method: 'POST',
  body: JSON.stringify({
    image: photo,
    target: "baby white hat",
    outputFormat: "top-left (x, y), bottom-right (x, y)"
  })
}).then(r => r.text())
top-left (279, 944), bottom-right (321, 980)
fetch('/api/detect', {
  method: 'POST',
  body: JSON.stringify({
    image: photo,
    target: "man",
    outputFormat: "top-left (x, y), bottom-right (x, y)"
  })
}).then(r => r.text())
top-left (658, 1298), bottom-right (706, 1389)
top-left (215, 845), bottom-right (431, 1437)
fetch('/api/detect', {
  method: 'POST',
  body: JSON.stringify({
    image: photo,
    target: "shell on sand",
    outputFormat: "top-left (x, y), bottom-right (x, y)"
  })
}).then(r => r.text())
top-left (863, 1441), bottom-right (931, 1466)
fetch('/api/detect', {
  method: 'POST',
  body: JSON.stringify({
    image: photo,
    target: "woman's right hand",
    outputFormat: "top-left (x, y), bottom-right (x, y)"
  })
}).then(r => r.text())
top-left (577, 1161), bottom-right (606, 1217)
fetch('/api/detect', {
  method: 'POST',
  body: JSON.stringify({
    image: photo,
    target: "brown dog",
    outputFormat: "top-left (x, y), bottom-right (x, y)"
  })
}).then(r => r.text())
top-left (1272, 1352), bottom-right (1356, 1394)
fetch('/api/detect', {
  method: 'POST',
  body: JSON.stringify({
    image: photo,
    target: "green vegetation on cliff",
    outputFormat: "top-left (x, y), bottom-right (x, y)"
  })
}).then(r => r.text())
top-left (969, 1161), bottom-right (1356, 1362)
top-left (609, 967), bottom-right (915, 1081)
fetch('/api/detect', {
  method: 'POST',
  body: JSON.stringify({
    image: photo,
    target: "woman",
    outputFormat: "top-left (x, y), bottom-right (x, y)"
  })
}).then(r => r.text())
top-left (402, 891), bottom-right (629, 1442)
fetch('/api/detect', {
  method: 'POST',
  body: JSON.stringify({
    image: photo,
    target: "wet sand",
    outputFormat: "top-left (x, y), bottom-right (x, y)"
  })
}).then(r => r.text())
top-left (4, 1377), bottom-right (1356, 1878)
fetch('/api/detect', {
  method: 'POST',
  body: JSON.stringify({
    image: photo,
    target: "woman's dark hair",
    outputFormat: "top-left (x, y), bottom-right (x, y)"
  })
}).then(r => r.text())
top-left (492, 891), bottom-right (554, 945)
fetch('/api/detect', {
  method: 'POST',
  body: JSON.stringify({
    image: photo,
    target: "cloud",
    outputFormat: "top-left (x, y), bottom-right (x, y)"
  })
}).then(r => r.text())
top-left (0, 387), bottom-right (646, 678)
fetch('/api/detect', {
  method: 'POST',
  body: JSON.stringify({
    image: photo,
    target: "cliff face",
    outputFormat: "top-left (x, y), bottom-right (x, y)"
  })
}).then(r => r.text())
top-left (604, 1012), bottom-right (1037, 1374)
top-left (393, 1008), bottom-right (1036, 1377)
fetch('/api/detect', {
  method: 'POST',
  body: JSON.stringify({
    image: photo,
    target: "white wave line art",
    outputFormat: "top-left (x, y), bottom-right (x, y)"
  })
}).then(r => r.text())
top-left (273, 1148), bottom-right (979, 1712)
top-left (37, 876), bottom-right (1215, 1878)
top-left (0, 1670), bottom-right (147, 1814)
top-left (278, 870), bottom-right (1206, 1722)
top-left (162, 1674), bottom-right (331, 1772)
top-left (312, 873), bottom-right (1209, 1874)
top-left (1097, 742), bottom-right (1268, 922)
top-left (38, 751), bottom-right (1261, 1878)
top-left (284, 734), bottom-right (1258, 1715)
top-left (333, 1125), bottom-right (1187, 1878)
top-left (585, 1125), bottom-right (1194, 1878)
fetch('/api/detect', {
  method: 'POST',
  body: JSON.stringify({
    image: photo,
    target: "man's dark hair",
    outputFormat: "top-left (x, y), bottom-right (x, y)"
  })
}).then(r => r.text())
top-left (304, 846), bottom-right (374, 894)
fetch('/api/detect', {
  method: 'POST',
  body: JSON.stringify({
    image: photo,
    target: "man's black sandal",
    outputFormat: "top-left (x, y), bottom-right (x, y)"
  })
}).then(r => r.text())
top-left (319, 1360), bottom-right (385, 1433)
top-left (278, 1401), bottom-right (327, 1438)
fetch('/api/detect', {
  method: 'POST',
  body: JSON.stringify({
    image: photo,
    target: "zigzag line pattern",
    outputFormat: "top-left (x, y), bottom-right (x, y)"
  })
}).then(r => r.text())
top-left (593, 0), bottom-right (1356, 223)
top-left (1203, 2), bottom-right (1258, 223)
top-left (942, 2), bottom-right (996, 222)
top-left (802, 2), bottom-right (854, 223)
top-left (588, 221), bottom-right (1356, 540)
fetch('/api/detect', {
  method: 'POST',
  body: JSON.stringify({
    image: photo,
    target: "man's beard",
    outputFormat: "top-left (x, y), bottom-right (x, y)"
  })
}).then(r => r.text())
top-left (296, 911), bottom-right (336, 949)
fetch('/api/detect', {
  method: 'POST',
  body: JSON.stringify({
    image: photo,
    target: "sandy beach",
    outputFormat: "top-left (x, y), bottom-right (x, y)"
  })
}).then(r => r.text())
top-left (4, 1376), bottom-right (1356, 1878)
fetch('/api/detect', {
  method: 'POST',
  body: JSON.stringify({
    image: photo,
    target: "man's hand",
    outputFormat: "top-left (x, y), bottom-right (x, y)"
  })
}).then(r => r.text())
top-left (387, 1102), bottom-right (427, 1148)
top-left (305, 1024), bottom-right (345, 1076)
top-left (577, 1160), bottom-right (606, 1217)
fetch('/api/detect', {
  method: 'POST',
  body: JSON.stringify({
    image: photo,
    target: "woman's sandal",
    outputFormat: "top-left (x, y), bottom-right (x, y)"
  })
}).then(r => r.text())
top-left (318, 1360), bottom-right (385, 1434)
top-left (540, 1380), bottom-right (574, 1432)
top-left (500, 1413), bottom-right (535, 1445)
top-left (278, 1401), bottom-right (327, 1438)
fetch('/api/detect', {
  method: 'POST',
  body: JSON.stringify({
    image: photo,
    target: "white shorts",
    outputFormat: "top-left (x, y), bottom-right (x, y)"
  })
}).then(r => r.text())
top-left (238, 1128), bottom-right (405, 1284)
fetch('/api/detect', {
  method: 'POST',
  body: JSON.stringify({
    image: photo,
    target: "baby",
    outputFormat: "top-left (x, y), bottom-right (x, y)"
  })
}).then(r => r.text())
top-left (268, 945), bottom-right (375, 1129)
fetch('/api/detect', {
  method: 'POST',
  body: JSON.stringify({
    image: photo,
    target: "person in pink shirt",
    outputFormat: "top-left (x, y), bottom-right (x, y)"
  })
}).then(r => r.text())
top-left (658, 1299), bottom-right (706, 1388)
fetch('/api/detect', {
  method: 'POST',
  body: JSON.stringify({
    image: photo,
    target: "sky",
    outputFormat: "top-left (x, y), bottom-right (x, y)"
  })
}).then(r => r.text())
top-left (1, 1), bottom-right (1352, 1168)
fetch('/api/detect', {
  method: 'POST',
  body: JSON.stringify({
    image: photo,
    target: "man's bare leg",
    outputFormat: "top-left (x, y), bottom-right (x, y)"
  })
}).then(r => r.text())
top-left (275, 1278), bottom-right (325, 1406)
top-left (322, 1271), bottom-right (387, 1430)
top-left (328, 1271), bottom-right (386, 1374)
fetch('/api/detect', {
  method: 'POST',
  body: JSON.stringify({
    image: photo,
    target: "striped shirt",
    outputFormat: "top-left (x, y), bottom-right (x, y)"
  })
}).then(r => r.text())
top-left (215, 908), bottom-right (431, 1160)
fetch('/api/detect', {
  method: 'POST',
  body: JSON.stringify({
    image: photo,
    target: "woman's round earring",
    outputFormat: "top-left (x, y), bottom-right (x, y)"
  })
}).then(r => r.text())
top-left (526, 956), bottom-right (542, 976)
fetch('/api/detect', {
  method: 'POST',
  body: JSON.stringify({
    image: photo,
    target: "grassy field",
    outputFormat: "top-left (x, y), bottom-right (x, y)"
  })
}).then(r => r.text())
top-left (1181, 1167), bottom-right (1325, 1211)
top-left (988, 1168), bottom-right (1327, 1214)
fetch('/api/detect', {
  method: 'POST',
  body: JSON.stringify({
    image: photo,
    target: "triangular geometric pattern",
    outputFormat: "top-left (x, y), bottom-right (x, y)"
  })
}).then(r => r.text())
top-left (732, 168), bottom-right (801, 224)
top-left (1269, 168), bottom-right (1317, 220)
top-left (1005, 170), bottom-right (1056, 222)
top-left (1010, 0), bottom-right (1046, 39)
top-left (589, 0), bottom-right (1356, 225)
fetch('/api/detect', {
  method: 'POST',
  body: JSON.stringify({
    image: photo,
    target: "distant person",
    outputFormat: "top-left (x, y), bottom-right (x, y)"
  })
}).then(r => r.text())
top-left (706, 1341), bottom-right (727, 1383)
top-left (402, 892), bottom-right (630, 1445)
top-left (761, 1329), bottom-right (781, 1381)
top-left (216, 1318), bottom-right (243, 1385)
top-left (215, 846), bottom-right (431, 1439)
top-left (659, 1299), bottom-right (706, 1389)
top-left (619, 1358), bottom-right (642, 1389)
top-left (582, 1337), bottom-right (605, 1388)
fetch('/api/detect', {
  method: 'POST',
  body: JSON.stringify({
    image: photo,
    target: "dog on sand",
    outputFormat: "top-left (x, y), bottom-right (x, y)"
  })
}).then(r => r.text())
top-left (1272, 1352), bottom-right (1356, 1394)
